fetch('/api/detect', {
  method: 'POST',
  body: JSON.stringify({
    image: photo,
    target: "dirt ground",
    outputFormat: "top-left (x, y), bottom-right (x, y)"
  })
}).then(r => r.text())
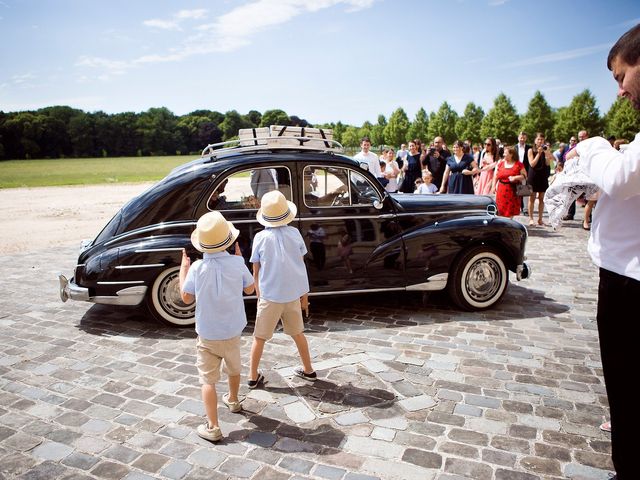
top-left (0, 183), bottom-right (153, 254)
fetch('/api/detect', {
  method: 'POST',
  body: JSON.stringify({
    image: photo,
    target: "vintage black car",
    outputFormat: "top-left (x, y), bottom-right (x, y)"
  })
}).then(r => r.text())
top-left (59, 127), bottom-right (530, 326)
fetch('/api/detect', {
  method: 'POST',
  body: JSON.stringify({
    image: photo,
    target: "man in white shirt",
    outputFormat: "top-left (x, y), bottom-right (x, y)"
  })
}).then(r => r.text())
top-left (565, 23), bottom-right (640, 480)
top-left (354, 137), bottom-right (386, 186)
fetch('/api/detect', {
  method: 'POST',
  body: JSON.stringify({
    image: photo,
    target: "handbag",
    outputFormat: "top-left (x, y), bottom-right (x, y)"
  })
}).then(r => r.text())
top-left (516, 183), bottom-right (533, 197)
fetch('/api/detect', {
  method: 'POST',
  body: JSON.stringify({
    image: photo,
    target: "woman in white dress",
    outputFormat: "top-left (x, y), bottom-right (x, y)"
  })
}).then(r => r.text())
top-left (383, 148), bottom-right (400, 193)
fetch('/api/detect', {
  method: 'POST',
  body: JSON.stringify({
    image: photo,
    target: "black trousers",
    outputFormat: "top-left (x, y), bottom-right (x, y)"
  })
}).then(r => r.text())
top-left (597, 268), bottom-right (640, 479)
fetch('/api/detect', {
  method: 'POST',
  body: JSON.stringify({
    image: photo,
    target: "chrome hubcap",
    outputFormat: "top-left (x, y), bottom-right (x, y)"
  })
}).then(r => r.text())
top-left (465, 258), bottom-right (502, 302)
top-left (158, 271), bottom-right (194, 319)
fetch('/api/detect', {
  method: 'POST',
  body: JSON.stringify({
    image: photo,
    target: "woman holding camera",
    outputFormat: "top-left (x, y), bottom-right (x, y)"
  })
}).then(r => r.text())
top-left (527, 132), bottom-right (553, 226)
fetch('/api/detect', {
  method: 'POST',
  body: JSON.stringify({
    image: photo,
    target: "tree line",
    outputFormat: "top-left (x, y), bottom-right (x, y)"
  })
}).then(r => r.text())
top-left (1, 89), bottom-right (638, 160)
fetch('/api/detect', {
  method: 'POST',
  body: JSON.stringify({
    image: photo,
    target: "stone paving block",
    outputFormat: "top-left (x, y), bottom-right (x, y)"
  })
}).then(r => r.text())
top-left (160, 459), bottom-right (193, 480)
top-left (131, 452), bottom-right (170, 473)
top-left (31, 440), bottom-right (74, 461)
top-left (444, 457), bottom-right (494, 479)
top-left (361, 457), bottom-right (432, 480)
top-left (284, 400), bottom-right (316, 424)
top-left (312, 463), bottom-right (347, 480)
top-left (343, 435), bottom-right (405, 459)
top-left (453, 403), bottom-right (482, 417)
top-left (278, 456), bottom-right (315, 474)
top-left (62, 451), bottom-right (101, 470)
top-left (398, 394), bottom-right (437, 412)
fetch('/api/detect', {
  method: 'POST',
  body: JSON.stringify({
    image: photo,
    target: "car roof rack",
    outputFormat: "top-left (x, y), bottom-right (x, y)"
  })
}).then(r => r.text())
top-left (201, 125), bottom-right (344, 158)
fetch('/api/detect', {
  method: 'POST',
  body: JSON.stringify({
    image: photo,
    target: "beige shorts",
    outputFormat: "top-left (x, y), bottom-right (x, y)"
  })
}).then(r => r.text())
top-left (254, 298), bottom-right (304, 341)
top-left (196, 336), bottom-right (242, 385)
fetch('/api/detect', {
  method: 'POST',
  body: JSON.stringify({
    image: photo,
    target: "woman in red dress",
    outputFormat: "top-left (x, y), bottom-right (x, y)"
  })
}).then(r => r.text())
top-left (491, 146), bottom-right (527, 219)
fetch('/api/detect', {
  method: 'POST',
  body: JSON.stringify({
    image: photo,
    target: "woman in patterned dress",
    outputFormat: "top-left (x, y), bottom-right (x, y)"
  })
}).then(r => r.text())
top-left (491, 146), bottom-right (527, 219)
top-left (476, 137), bottom-right (499, 195)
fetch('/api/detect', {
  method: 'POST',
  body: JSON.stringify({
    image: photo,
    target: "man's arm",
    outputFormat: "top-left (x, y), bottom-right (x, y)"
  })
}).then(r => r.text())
top-left (574, 135), bottom-right (640, 199)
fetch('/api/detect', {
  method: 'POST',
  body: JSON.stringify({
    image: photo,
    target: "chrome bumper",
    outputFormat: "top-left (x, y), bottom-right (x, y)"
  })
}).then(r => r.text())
top-left (516, 262), bottom-right (531, 281)
top-left (58, 275), bottom-right (147, 306)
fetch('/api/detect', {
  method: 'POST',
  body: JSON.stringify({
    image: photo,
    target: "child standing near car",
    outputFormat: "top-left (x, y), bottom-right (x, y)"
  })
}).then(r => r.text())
top-left (247, 190), bottom-right (317, 388)
top-left (179, 211), bottom-right (255, 442)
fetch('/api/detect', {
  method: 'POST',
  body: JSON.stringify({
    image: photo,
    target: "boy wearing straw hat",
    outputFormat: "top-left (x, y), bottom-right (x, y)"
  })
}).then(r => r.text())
top-left (179, 211), bottom-right (255, 442)
top-left (247, 190), bottom-right (316, 388)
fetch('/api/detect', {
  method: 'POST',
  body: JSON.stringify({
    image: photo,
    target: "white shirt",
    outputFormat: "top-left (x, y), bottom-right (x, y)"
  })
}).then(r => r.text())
top-left (577, 133), bottom-right (640, 281)
top-left (517, 143), bottom-right (526, 163)
top-left (354, 150), bottom-right (383, 178)
top-left (384, 160), bottom-right (400, 192)
top-left (250, 226), bottom-right (309, 303)
top-left (182, 252), bottom-right (254, 340)
top-left (415, 183), bottom-right (438, 194)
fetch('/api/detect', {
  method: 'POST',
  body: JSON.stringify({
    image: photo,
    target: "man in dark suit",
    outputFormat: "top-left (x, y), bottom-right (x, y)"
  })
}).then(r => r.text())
top-left (516, 132), bottom-right (531, 214)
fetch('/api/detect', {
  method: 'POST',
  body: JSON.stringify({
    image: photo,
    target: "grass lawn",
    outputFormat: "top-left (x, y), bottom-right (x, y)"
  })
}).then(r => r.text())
top-left (0, 155), bottom-right (195, 188)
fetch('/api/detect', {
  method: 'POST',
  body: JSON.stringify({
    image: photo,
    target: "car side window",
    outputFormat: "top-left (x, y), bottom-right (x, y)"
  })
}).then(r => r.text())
top-left (207, 166), bottom-right (292, 211)
top-left (349, 171), bottom-right (381, 206)
top-left (303, 166), bottom-right (381, 208)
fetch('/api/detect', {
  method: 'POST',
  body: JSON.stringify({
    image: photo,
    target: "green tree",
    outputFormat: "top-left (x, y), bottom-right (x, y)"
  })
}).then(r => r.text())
top-left (406, 107), bottom-right (429, 143)
top-left (136, 107), bottom-right (179, 155)
top-left (341, 126), bottom-right (361, 148)
top-left (553, 89), bottom-right (603, 141)
top-left (480, 93), bottom-right (520, 144)
top-left (384, 107), bottom-right (410, 147)
top-left (220, 110), bottom-right (247, 140)
top-left (259, 109), bottom-right (290, 127)
top-left (370, 114), bottom-right (387, 147)
top-left (605, 96), bottom-right (640, 140)
top-left (359, 121), bottom-right (373, 143)
top-left (455, 102), bottom-right (485, 144)
top-left (244, 110), bottom-right (262, 127)
top-left (520, 91), bottom-right (555, 141)
top-left (427, 102), bottom-right (458, 145)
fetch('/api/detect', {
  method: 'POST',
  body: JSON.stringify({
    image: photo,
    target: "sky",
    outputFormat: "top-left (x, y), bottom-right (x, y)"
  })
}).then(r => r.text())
top-left (1, 0), bottom-right (639, 125)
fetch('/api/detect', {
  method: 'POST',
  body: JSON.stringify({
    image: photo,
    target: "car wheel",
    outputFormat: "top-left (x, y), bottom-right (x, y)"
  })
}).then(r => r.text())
top-left (448, 247), bottom-right (508, 311)
top-left (147, 266), bottom-right (195, 326)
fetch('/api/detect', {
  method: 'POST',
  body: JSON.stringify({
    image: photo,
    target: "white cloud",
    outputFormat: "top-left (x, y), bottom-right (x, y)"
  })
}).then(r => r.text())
top-left (12, 73), bottom-right (36, 84)
top-left (176, 9), bottom-right (207, 20)
top-left (143, 8), bottom-right (208, 31)
top-left (75, 56), bottom-right (128, 76)
top-left (488, 0), bottom-right (509, 6)
top-left (503, 43), bottom-right (612, 68)
top-left (79, 1), bottom-right (376, 75)
top-left (143, 19), bottom-right (180, 30)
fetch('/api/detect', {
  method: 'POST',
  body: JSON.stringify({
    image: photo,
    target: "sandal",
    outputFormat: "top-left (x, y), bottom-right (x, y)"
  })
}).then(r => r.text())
top-left (583, 223), bottom-right (591, 230)
top-left (600, 421), bottom-right (611, 432)
top-left (528, 219), bottom-right (535, 226)
top-left (247, 372), bottom-right (264, 389)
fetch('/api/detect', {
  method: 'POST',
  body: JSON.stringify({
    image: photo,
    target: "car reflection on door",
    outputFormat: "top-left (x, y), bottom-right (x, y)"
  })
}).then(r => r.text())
top-left (297, 164), bottom-right (405, 293)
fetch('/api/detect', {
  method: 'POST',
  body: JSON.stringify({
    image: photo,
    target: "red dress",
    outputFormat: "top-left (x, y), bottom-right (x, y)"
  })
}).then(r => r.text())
top-left (495, 160), bottom-right (524, 217)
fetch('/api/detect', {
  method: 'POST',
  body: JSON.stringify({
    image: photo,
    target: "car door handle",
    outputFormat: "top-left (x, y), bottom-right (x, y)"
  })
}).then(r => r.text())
top-left (378, 214), bottom-right (395, 219)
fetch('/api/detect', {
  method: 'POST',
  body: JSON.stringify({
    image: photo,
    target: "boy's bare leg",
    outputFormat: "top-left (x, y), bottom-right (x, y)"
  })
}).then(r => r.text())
top-left (201, 384), bottom-right (219, 427)
top-left (227, 374), bottom-right (240, 403)
top-left (292, 332), bottom-right (313, 373)
top-left (249, 337), bottom-right (266, 381)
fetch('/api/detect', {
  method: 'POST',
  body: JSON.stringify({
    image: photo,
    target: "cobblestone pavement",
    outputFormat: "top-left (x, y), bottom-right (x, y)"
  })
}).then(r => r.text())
top-left (0, 212), bottom-right (614, 480)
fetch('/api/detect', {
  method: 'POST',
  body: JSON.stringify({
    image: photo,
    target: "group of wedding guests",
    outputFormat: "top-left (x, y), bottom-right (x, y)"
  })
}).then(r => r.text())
top-left (355, 132), bottom-right (564, 221)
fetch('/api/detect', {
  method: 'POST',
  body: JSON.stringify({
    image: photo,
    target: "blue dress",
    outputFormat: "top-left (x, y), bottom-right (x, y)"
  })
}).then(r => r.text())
top-left (446, 154), bottom-right (475, 194)
top-left (399, 154), bottom-right (422, 193)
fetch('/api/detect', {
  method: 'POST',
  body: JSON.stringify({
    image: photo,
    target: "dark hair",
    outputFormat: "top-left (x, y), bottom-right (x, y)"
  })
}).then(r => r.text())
top-left (484, 137), bottom-right (498, 158)
top-left (361, 136), bottom-right (371, 143)
top-left (607, 23), bottom-right (640, 70)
